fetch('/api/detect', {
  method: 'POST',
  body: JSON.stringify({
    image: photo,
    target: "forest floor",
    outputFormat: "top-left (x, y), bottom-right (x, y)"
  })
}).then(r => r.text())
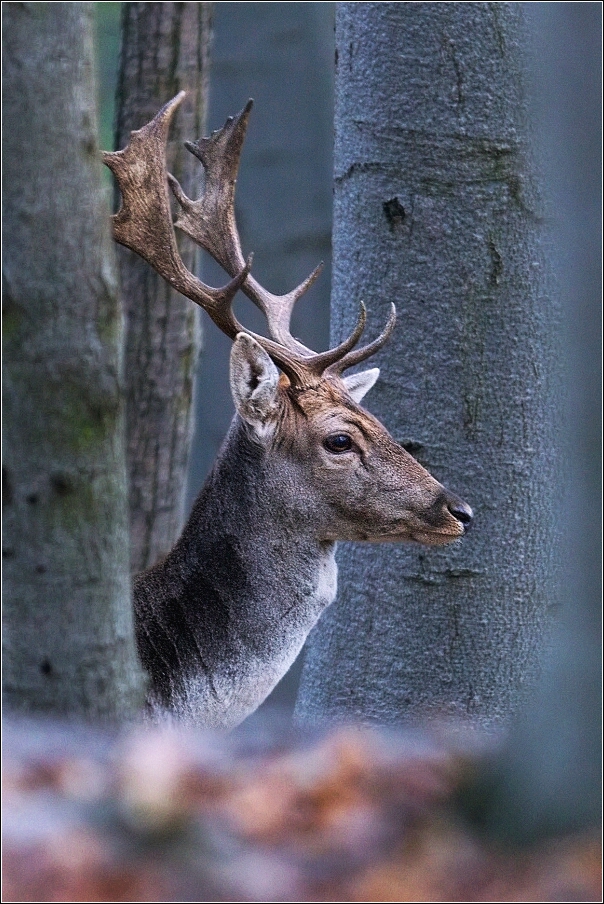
top-left (3, 716), bottom-right (601, 902)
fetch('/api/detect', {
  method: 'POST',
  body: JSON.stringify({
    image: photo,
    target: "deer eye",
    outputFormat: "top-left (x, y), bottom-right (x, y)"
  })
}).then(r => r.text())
top-left (323, 433), bottom-right (353, 454)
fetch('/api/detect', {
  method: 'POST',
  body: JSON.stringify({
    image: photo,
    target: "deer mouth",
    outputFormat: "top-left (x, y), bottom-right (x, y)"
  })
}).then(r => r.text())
top-left (409, 526), bottom-right (466, 546)
top-left (411, 509), bottom-right (472, 544)
top-left (381, 525), bottom-right (465, 546)
top-left (376, 509), bottom-right (469, 545)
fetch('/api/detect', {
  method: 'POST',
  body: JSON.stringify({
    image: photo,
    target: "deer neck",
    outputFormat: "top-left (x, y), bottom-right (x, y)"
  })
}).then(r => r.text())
top-left (134, 416), bottom-right (337, 729)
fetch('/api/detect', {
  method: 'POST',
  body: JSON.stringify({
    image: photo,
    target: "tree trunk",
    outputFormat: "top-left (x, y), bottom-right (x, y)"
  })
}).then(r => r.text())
top-left (296, 3), bottom-right (557, 728)
top-left (115, 2), bottom-right (210, 574)
top-left (2, 2), bottom-right (144, 719)
top-left (470, 1), bottom-right (601, 842)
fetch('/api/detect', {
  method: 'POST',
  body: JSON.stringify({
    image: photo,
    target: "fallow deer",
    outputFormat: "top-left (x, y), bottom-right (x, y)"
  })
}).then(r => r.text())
top-left (103, 93), bottom-right (473, 729)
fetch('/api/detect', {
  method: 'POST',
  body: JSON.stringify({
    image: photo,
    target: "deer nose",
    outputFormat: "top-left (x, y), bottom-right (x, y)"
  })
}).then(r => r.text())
top-left (447, 498), bottom-right (474, 532)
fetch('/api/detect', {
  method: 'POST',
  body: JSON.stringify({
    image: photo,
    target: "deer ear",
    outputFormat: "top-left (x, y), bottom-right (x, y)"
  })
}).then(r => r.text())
top-left (342, 367), bottom-right (380, 403)
top-left (230, 333), bottom-right (280, 429)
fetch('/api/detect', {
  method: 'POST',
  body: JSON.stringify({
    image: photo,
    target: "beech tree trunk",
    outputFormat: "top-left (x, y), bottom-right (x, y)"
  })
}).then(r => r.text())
top-left (473, 1), bottom-right (601, 842)
top-left (115, 2), bottom-right (210, 574)
top-left (2, 2), bottom-right (144, 718)
top-left (296, 3), bottom-right (557, 728)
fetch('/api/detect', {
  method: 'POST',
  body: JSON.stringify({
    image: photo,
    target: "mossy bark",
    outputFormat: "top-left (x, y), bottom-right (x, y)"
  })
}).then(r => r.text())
top-left (114, 2), bottom-right (211, 574)
top-left (2, 2), bottom-right (145, 719)
top-left (296, 3), bottom-right (558, 728)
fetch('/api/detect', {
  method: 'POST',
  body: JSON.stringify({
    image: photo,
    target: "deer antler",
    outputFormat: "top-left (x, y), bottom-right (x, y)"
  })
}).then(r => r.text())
top-left (103, 92), bottom-right (396, 389)
top-left (169, 99), bottom-right (322, 357)
top-left (102, 93), bottom-right (251, 323)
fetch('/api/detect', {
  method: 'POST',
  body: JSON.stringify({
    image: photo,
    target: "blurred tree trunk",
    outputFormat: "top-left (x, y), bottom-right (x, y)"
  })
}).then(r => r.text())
top-left (115, 2), bottom-right (210, 574)
top-left (471, 1), bottom-right (601, 842)
top-left (2, 2), bottom-right (144, 718)
top-left (296, 3), bottom-right (557, 727)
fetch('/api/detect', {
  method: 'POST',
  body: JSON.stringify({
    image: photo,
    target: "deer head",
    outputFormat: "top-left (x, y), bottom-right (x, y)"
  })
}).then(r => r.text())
top-left (103, 92), bottom-right (472, 548)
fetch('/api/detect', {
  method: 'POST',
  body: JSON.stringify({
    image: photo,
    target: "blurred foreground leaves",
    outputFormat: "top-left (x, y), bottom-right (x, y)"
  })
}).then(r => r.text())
top-left (3, 717), bottom-right (600, 902)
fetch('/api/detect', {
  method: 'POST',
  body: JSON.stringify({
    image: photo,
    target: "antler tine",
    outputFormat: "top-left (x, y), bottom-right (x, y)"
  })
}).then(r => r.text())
top-left (302, 303), bottom-right (368, 377)
top-left (169, 99), bottom-right (320, 356)
top-left (232, 302), bottom-right (382, 390)
top-left (325, 304), bottom-right (397, 378)
top-left (102, 91), bottom-right (250, 315)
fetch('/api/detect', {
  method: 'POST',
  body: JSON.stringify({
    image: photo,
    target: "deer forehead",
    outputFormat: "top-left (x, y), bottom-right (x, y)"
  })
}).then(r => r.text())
top-left (276, 378), bottom-right (392, 446)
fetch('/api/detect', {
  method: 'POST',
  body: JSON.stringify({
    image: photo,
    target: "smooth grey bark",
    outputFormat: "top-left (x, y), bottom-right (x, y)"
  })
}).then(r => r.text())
top-left (2, 2), bottom-right (144, 719)
top-left (115, 2), bottom-right (210, 574)
top-left (471, 2), bottom-right (601, 841)
top-left (296, 3), bottom-right (557, 727)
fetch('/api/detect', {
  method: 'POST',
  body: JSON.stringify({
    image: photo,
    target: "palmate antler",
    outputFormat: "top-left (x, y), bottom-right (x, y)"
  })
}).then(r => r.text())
top-left (103, 91), bottom-right (396, 389)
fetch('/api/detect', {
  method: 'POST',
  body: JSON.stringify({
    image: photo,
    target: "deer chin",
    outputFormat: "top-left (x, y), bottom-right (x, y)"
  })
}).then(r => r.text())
top-left (369, 528), bottom-right (464, 546)
top-left (408, 528), bottom-right (465, 546)
top-left (371, 516), bottom-right (467, 546)
top-left (328, 518), bottom-right (464, 545)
